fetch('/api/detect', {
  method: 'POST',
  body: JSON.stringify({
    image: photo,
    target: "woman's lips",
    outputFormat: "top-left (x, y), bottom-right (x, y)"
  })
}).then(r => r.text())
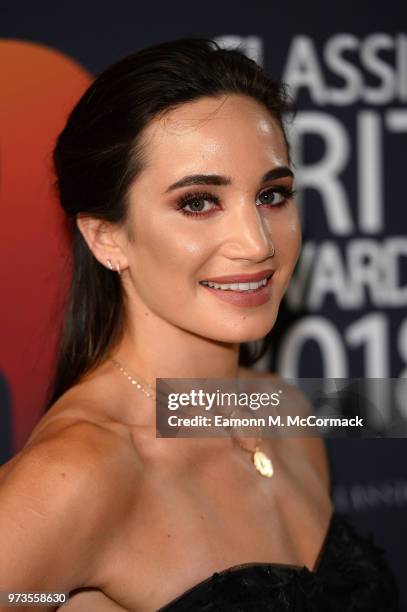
top-left (201, 268), bottom-right (274, 284)
top-left (199, 274), bottom-right (274, 307)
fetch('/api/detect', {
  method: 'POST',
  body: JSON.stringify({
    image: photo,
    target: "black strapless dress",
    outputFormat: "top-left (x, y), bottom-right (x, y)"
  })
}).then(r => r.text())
top-left (157, 512), bottom-right (399, 611)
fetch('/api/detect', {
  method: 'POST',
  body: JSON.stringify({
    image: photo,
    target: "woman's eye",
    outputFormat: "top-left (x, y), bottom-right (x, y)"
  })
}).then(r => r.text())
top-left (257, 188), bottom-right (294, 207)
top-left (183, 198), bottom-right (214, 214)
top-left (176, 192), bottom-right (220, 217)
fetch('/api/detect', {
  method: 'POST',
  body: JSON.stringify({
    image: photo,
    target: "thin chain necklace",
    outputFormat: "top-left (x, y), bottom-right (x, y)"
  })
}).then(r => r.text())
top-left (110, 356), bottom-right (274, 478)
top-left (111, 357), bottom-right (156, 398)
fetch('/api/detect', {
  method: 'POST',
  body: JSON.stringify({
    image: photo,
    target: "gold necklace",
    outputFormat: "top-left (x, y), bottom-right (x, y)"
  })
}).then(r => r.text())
top-left (110, 357), bottom-right (156, 398)
top-left (231, 433), bottom-right (274, 478)
top-left (110, 356), bottom-right (274, 478)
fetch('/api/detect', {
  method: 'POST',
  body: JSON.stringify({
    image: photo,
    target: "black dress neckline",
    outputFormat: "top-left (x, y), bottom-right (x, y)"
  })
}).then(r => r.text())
top-left (157, 511), bottom-right (335, 611)
top-left (156, 511), bottom-right (400, 611)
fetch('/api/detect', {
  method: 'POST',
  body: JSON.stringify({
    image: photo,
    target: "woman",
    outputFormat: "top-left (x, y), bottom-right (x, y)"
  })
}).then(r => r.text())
top-left (0, 38), bottom-right (399, 611)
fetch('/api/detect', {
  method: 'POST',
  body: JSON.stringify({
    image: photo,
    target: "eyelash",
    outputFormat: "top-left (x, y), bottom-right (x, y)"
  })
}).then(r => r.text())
top-left (175, 186), bottom-right (297, 218)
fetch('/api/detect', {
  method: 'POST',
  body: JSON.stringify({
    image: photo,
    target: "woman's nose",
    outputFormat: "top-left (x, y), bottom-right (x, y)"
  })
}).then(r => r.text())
top-left (223, 201), bottom-right (273, 261)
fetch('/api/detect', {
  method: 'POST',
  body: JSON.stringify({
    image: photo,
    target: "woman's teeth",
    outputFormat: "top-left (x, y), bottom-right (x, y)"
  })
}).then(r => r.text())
top-left (200, 277), bottom-right (269, 291)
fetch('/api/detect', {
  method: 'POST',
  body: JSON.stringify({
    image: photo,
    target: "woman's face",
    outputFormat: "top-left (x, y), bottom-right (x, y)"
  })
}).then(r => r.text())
top-left (121, 93), bottom-right (301, 343)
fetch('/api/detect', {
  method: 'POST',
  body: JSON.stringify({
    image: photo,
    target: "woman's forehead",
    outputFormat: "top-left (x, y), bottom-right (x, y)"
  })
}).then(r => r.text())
top-left (137, 95), bottom-right (288, 182)
top-left (148, 93), bottom-right (282, 139)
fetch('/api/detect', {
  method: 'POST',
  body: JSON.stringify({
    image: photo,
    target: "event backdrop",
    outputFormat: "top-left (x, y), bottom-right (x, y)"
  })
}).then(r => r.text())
top-left (0, 0), bottom-right (406, 607)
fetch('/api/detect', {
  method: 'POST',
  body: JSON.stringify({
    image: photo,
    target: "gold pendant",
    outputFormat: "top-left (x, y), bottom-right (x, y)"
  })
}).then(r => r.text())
top-left (252, 449), bottom-right (274, 478)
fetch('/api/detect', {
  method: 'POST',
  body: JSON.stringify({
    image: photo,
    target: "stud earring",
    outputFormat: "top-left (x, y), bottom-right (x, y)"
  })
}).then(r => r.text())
top-left (106, 259), bottom-right (122, 275)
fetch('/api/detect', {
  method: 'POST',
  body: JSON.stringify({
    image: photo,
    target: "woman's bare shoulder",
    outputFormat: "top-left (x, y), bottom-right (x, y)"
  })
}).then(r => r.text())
top-left (0, 414), bottom-right (142, 597)
top-left (2, 369), bottom-right (140, 491)
top-left (2, 402), bottom-right (140, 494)
top-left (24, 363), bottom-right (134, 450)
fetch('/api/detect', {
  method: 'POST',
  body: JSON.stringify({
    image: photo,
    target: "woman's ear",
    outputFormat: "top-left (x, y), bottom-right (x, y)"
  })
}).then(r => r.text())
top-left (76, 214), bottom-right (128, 271)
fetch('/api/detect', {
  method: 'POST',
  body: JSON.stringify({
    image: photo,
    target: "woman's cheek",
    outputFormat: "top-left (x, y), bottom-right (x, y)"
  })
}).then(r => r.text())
top-left (283, 207), bottom-right (302, 260)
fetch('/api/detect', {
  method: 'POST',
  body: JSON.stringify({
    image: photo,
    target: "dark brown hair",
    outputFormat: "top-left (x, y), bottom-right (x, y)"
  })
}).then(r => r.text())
top-left (45, 37), bottom-right (295, 411)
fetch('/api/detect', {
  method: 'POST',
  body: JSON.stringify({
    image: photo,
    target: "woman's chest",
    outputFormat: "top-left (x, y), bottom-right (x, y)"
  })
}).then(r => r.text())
top-left (72, 440), bottom-right (332, 611)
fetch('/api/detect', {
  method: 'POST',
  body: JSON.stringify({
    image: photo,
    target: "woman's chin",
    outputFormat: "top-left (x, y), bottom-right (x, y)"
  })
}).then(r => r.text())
top-left (201, 319), bottom-right (276, 344)
top-left (233, 330), bottom-right (273, 343)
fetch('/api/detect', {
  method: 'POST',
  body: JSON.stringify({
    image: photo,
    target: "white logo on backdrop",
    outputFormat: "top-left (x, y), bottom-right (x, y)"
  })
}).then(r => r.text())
top-left (216, 34), bottom-right (407, 381)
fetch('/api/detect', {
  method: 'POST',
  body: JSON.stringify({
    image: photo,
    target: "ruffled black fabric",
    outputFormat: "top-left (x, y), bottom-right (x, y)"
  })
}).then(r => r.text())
top-left (157, 513), bottom-right (399, 611)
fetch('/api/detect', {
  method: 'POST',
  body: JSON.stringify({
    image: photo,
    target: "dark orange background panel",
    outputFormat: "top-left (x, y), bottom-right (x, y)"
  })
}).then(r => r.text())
top-left (0, 39), bottom-right (92, 452)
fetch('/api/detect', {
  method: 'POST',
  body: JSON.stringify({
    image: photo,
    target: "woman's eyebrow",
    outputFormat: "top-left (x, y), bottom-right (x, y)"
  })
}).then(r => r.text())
top-left (164, 166), bottom-right (294, 194)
